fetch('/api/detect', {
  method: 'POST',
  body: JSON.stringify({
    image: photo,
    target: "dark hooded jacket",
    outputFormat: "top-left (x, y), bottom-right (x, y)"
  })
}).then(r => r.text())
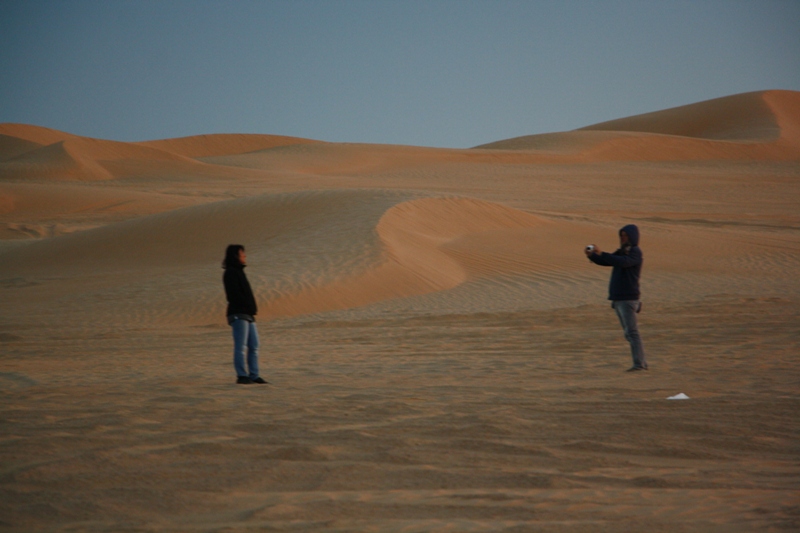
top-left (223, 263), bottom-right (258, 320)
top-left (588, 224), bottom-right (642, 301)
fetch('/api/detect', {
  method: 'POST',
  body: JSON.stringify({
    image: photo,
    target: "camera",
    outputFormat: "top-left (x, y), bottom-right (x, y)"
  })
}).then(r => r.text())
top-left (585, 244), bottom-right (595, 252)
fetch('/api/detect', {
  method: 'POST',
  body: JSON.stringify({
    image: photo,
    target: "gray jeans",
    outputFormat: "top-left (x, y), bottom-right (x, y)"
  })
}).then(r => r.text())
top-left (612, 300), bottom-right (647, 369)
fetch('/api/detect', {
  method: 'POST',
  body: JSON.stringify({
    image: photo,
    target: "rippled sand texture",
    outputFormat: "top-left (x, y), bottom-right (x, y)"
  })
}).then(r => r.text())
top-left (1, 90), bottom-right (799, 531)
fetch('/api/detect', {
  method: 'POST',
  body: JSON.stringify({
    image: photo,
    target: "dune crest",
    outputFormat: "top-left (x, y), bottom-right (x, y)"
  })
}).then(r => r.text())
top-left (763, 89), bottom-right (800, 142)
top-left (475, 90), bottom-right (800, 161)
top-left (0, 134), bottom-right (44, 161)
top-left (247, 197), bottom-right (549, 319)
top-left (377, 197), bottom-right (547, 286)
top-left (578, 90), bottom-right (783, 141)
top-left (0, 123), bottom-right (78, 146)
top-left (0, 188), bottom-right (553, 323)
top-left (137, 133), bottom-right (322, 158)
top-left (4, 90), bottom-right (798, 184)
top-left (0, 125), bottom-right (315, 182)
top-left (0, 137), bottom-right (204, 181)
top-left (0, 140), bottom-right (114, 181)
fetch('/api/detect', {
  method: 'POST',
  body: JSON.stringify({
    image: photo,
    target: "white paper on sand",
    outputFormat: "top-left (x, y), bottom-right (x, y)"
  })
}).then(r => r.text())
top-left (667, 393), bottom-right (690, 400)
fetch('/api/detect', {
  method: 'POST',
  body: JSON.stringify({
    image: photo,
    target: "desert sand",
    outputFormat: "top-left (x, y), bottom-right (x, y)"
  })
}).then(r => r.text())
top-left (1, 90), bottom-right (799, 531)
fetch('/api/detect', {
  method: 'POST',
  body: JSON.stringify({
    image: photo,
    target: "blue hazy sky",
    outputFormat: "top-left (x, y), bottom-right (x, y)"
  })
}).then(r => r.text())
top-left (2, 1), bottom-right (799, 148)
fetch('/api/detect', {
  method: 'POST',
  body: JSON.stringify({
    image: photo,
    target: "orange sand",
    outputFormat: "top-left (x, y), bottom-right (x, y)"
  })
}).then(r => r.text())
top-left (1, 90), bottom-right (799, 531)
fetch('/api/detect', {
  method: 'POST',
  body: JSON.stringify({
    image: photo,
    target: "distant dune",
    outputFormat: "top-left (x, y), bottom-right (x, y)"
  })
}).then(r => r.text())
top-left (475, 90), bottom-right (800, 161)
top-left (578, 90), bottom-right (786, 140)
top-left (0, 125), bottom-right (322, 181)
top-left (2, 89), bottom-right (798, 320)
top-left (138, 133), bottom-right (322, 158)
top-left (2, 91), bottom-right (798, 186)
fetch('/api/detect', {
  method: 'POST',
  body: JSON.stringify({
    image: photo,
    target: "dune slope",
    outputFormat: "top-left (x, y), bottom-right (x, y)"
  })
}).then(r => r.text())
top-left (475, 90), bottom-right (800, 161)
top-left (138, 133), bottom-right (322, 158)
top-left (0, 190), bottom-right (559, 325)
top-left (579, 90), bottom-right (783, 140)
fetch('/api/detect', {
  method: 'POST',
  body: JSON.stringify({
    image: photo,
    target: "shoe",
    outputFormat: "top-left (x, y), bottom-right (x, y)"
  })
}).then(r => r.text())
top-left (251, 377), bottom-right (269, 384)
top-left (236, 376), bottom-right (252, 384)
top-left (625, 366), bottom-right (647, 372)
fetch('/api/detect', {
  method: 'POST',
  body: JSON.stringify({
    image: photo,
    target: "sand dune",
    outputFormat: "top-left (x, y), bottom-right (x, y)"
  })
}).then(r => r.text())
top-left (1, 91), bottom-right (799, 531)
top-left (138, 133), bottom-right (322, 158)
top-left (0, 134), bottom-right (43, 161)
top-left (0, 190), bottom-right (561, 324)
top-left (0, 128), bottom-right (200, 181)
top-left (2, 90), bottom-right (797, 188)
top-left (0, 122), bottom-right (80, 146)
top-left (476, 90), bottom-right (800, 161)
top-left (0, 125), bottom-right (319, 182)
top-left (579, 90), bottom-right (785, 140)
top-left (0, 182), bottom-right (203, 239)
top-left (765, 89), bottom-right (800, 140)
top-left (261, 196), bottom-right (551, 318)
top-left (4, 183), bottom-right (788, 327)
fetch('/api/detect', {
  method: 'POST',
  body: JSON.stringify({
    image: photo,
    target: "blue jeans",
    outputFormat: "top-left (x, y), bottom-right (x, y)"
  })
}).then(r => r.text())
top-left (231, 319), bottom-right (260, 379)
top-left (613, 300), bottom-right (647, 369)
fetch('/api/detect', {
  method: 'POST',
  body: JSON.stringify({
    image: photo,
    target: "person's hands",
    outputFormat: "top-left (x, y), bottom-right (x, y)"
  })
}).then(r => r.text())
top-left (584, 245), bottom-right (601, 257)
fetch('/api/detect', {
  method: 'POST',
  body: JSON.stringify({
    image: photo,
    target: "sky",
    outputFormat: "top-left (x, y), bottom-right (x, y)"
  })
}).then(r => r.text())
top-left (1, 0), bottom-right (799, 149)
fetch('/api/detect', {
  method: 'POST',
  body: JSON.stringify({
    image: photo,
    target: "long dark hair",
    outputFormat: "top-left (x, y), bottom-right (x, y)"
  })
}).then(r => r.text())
top-left (222, 244), bottom-right (245, 269)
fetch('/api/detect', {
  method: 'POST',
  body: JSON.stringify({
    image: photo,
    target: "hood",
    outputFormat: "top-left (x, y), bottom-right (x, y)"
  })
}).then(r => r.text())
top-left (620, 224), bottom-right (640, 246)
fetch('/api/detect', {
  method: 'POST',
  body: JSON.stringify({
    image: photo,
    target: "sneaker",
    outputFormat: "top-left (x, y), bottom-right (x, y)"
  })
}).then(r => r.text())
top-left (625, 366), bottom-right (647, 372)
top-left (236, 376), bottom-right (253, 384)
top-left (251, 377), bottom-right (269, 384)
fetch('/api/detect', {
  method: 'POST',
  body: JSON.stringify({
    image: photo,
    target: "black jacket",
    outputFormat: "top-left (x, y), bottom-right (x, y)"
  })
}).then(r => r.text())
top-left (223, 265), bottom-right (258, 319)
top-left (588, 224), bottom-right (643, 301)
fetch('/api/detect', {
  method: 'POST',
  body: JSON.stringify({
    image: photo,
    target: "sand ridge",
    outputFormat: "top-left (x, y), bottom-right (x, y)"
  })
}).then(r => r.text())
top-left (476, 90), bottom-right (800, 162)
top-left (578, 90), bottom-right (784, 141)
top-left (137, 132), bottom-right (323, 159)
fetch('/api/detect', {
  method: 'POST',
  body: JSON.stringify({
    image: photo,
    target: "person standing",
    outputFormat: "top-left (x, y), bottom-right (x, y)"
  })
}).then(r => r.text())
top-left (222, 244), bottom-right (267, 384)
top-left (586, 225), bottom-right (648, 372)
